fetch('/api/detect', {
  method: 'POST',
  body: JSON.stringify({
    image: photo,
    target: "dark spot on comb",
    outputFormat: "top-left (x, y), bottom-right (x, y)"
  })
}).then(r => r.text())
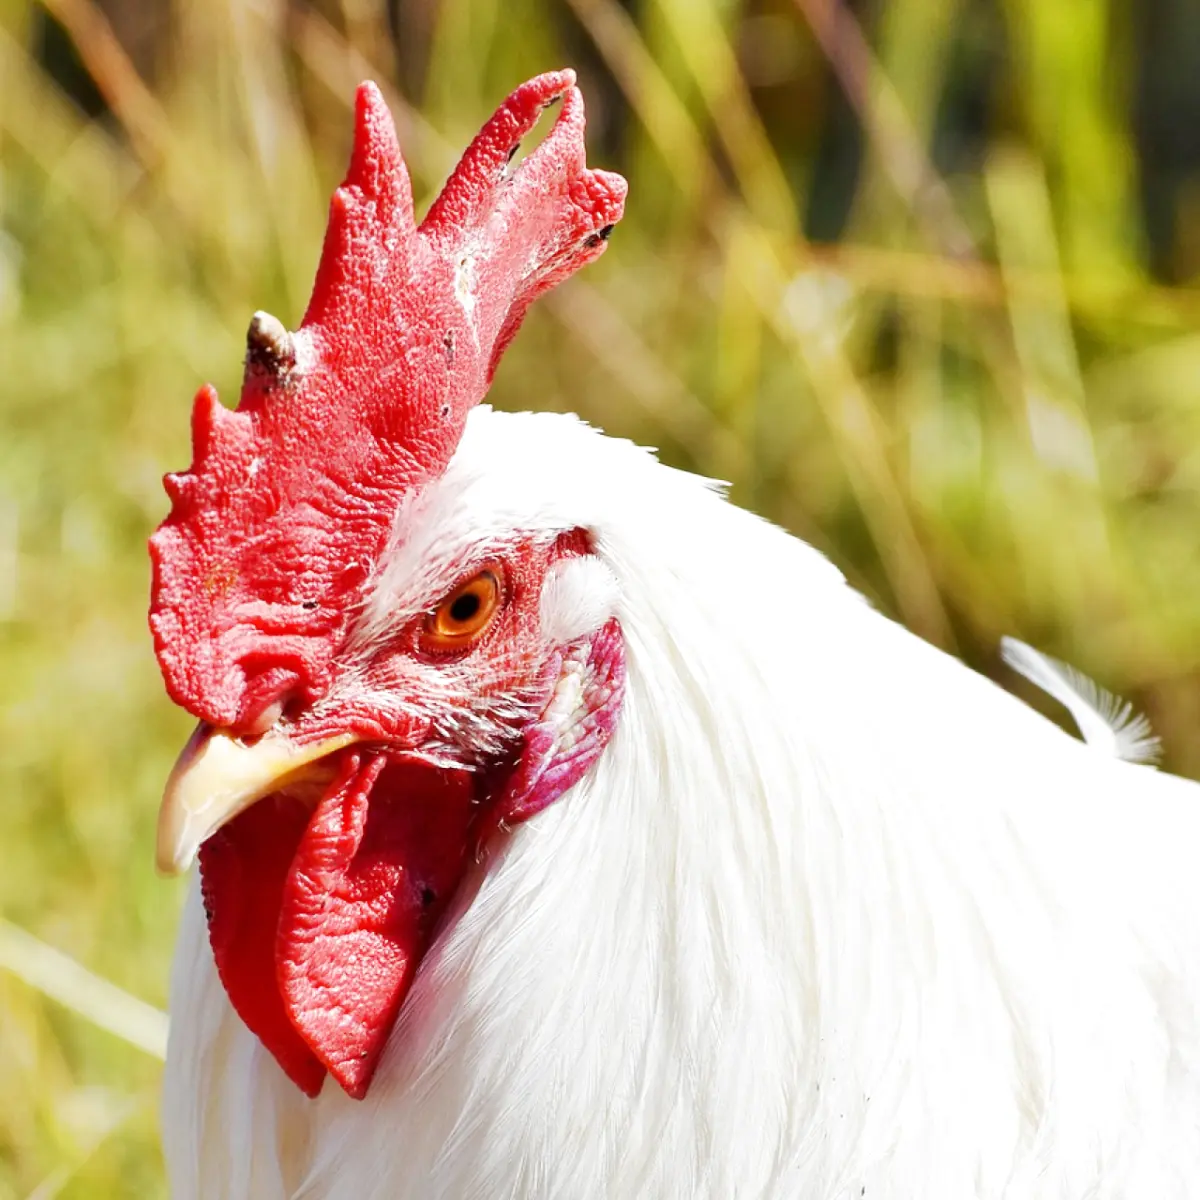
top-left (584, 225), bottom-right (615, 249)
top-left (301, 600), bottom-right (318, 611)
top-left (420, 886), bottom-right (436, 907)
top-left (443, 329), bottom-right (455, 363)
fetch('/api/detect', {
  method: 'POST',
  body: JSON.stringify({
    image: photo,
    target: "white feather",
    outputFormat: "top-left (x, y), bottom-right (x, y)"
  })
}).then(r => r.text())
top-left (538, 554), bottom-right (619, 647)
top-left (1000, 637), bottom-right (1161, 765)
top-left (163, 407), bottom-right (1200, 1200)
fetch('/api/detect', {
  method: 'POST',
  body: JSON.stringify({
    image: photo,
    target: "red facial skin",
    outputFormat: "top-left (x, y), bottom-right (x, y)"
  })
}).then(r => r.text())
top-left (198, 532), bottom-right (626, 1099)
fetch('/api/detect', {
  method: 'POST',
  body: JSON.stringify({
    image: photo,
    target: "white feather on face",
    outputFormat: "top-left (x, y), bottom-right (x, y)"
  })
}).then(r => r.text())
top-left (537, 555), bottom-right (620, 647)
top-left (164, 406), bottom-right (1200, 1200)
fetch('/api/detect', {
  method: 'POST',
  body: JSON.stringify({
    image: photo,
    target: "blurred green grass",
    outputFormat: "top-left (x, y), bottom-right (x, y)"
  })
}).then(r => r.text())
top-left (3, 0), bottom-right (1200, 1193)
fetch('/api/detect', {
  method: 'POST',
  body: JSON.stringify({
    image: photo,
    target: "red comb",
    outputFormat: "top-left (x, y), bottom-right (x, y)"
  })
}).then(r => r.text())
top-left (149, 72), bottom-right (626, 727)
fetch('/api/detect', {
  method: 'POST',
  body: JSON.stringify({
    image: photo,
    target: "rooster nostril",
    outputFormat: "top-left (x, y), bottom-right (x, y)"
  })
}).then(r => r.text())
top-left (243, 697), bottom-right (286, 739)
top-left (234, 668), bottom-right (310, 738)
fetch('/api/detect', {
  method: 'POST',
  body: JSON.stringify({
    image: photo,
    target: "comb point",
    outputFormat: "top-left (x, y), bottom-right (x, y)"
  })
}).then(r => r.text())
top-left (345, 81), bottom-right (414, 231)
top-left (421, 70), bottom-right (579, 240)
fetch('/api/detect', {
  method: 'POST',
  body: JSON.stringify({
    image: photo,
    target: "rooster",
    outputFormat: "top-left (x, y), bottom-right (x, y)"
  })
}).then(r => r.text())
top-left (151, 72), bottom-right (1200, 1200)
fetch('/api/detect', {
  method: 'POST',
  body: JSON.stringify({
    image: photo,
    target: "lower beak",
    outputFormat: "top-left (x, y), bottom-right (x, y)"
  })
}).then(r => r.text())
top-left (156, 723), bottom-right (357, 876)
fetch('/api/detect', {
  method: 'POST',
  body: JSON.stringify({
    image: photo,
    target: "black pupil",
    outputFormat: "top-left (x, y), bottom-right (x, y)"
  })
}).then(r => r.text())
top-left (448, 590), bottom-right (481, 625)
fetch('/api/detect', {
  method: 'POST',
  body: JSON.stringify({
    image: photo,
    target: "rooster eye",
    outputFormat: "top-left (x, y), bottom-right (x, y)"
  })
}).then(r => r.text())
top-left (421, 570), bottom-right (502, 652)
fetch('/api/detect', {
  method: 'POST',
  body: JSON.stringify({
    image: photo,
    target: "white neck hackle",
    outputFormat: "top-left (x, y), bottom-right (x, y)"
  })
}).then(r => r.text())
top-left (163, 407), bottom-right (1200, 1200)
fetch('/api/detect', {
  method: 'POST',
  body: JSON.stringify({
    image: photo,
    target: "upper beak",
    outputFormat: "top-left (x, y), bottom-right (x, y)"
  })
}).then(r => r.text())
top-left (156, 723), bottom-right (357, 876)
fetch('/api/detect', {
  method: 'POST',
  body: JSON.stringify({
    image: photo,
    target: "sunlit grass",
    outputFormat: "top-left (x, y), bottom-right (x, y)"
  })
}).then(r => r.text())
top-left (3, 0), bottom-right (1200, 1193)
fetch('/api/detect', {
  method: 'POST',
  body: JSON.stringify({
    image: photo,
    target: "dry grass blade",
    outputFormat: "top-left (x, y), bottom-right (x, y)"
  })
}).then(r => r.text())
top-left (0, 920), bottom-right (168, 1061)
top-left (294, 6), bottom-right (458, 178)
top-left (653, 0), bottom-right (797, 235)
top-left (37, 0), bottom-right (170, 167)
top-left (549, 280), bottom-right (746, 476)
top-left (565, 0), bottom-right (710, 194)
top-left (803, 244), bottom-right (1200, 327)
top-left (23, 1094), bottom-right (141, 1200)
top-left (790, 0), bottom-right (975, 257)
top-left (571, 0), bottom-right (952, 643)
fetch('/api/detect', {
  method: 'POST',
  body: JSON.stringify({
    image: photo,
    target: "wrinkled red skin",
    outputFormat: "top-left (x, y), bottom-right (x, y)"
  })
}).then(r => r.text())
top-left (481, 617), bottom-right (626, 833)
top-left (201, 794), bottom-right (327, 1095)
top-left (198, 533), bottom-right (626, 1099)
top-left (149, 73), bottom-right (626, 732)
top-left (277, 528), bottom-right (592, 751)
top-left (278, 756), bottom-right (476, 1097)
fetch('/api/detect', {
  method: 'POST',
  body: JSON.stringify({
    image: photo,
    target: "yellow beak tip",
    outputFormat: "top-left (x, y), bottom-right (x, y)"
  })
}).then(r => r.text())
top-left (154, 723), bottom-right (359, 878)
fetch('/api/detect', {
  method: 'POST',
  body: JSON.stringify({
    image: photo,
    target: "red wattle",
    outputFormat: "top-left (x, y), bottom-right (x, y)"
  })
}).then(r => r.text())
top-left (199, 795), bottom-right (327, 1096)
top-left (277, 755), bottom-right (475, 1097)
top-left (198, 753), bottom-right (477, 1100)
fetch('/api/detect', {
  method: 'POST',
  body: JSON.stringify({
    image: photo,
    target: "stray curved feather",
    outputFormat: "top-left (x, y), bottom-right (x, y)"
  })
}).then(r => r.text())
top-left (1000, 637), bottom-right (1160, 766)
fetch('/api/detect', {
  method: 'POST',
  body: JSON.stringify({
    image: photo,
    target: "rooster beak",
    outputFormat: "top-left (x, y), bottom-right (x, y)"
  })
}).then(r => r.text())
top-left (156, 723), bottom-right (358, 876)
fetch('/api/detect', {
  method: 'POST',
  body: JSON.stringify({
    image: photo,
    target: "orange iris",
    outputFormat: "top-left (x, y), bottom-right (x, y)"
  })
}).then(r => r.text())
top-left (420, 569), bottom-right (502, 652)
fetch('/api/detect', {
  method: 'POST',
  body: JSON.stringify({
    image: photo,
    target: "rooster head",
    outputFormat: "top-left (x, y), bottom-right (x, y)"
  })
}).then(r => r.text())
top-left (148, 73), bottom-right (627, 1099)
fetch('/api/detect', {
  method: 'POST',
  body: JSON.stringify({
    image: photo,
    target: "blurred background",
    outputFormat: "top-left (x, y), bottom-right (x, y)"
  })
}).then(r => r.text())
top-left (2, 0), bottom-right (1200, 1192)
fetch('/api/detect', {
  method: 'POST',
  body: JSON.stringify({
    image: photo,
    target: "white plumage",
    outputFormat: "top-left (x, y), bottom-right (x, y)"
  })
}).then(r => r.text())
top-left (163, 406), bottom-right (1200, 1199)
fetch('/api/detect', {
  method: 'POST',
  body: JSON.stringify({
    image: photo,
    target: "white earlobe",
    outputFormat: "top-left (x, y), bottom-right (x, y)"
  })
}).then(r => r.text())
top-left (539, 555), bottom-right (620, 646)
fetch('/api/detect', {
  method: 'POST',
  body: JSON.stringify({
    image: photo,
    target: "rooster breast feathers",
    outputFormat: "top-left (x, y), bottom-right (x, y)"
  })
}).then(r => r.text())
top-left (164, 404), bottom-right (1200, 1200)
